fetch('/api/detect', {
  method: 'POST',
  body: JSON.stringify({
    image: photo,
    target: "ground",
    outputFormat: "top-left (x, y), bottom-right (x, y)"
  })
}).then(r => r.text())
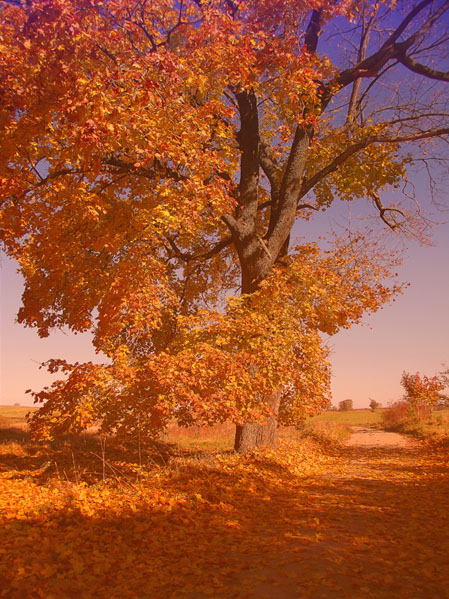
top-left (346, 425), bottom-right (415, 447)
top-left (0, 410), bottom-right (448, 598)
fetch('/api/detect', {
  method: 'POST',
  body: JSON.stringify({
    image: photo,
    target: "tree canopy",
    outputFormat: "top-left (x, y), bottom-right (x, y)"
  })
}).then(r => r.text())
top-left (0, 0), bottom-right (448, 449)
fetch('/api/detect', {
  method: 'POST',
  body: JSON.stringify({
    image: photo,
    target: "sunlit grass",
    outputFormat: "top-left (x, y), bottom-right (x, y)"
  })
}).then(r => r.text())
top-left (382, 405), bottom-right (449, 440)
top-left (0, 405), bottom-right (36, 429)
top-left (312, 408), bottom-right (384, 426)
top-left (1, 405), bottom-right (447, 450)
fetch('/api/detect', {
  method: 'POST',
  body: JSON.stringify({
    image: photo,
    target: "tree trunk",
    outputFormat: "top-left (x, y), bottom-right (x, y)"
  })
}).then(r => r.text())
top-left (234, 391), bottom-right (281, 453)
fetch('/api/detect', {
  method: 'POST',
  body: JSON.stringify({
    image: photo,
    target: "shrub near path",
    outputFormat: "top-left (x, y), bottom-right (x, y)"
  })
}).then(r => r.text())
top-left (1, 419), bottom-right (449, 598)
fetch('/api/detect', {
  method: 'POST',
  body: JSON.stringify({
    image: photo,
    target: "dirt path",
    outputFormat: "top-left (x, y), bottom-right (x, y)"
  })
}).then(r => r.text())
top-left (243, 428), bottom-right (449, 599)
top-left (346, 425), bottom-right (416, 448)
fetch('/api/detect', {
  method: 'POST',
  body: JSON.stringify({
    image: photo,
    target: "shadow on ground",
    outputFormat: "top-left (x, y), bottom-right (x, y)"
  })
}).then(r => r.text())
top-left (1, 431), bottom-right (449, 599)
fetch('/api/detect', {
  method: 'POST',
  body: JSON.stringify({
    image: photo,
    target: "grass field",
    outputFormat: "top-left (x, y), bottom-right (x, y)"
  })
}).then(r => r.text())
top-left (0, 405), bottom-right (36, 428)
top-left (0, 406), bottom-right (381, 449)
top-left (1, 405), bottom-right (447, 448)
top-left (0, 405), bottom-right (381, 426)
top-left (312, 408), bottom-right (383, 426)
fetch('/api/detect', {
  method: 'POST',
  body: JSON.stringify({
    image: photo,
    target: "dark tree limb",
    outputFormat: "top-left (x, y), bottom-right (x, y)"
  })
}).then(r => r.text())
top-left (259, 141), bottom-right (281, 192)
top-left (371, 192), bottom-right (406, 230)
top-left (397, 51), bottom-right (449, 81)
top-left (233, 90), bottom-right (260, 237)
top-left (259, 140), bottom-right (281, 230)
top-left (346, 3), bottom-right (378, 126)
top-left (165, 235), bottom-right (233, 263)
top-left (267, 125), bottom-right (313, 259)
top-left (103, 155), bottom-right (186, 182)
top-left (321, 0), bottom-right (449, 108)
top-left (304, 9), bottom-right (322, 53)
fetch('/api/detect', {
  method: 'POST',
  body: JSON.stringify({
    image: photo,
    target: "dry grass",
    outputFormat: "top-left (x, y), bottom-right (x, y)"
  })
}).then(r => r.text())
top-left (163, 421), bottom-right (236, 450)
top-left (312, 408), bottom-right (384, 426)
top-left (0, 405), bottom-right (36, 429)
top-left (0, 405), bottom-right (383, 453)
top-left (382, 402), bottom-right (449, 440)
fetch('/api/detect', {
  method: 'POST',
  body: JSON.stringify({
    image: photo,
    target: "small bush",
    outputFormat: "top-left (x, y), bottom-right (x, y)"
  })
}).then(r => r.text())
top-left (382, 401), bottom-right (409, 429)
top-left (381, 401), bottom-right (445, 439)
top-left (383, 401), bottom-right (433, 429)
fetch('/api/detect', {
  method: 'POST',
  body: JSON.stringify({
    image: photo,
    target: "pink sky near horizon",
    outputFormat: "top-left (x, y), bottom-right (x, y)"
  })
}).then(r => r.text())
top-left (1, 205), bottom-right (448, 410)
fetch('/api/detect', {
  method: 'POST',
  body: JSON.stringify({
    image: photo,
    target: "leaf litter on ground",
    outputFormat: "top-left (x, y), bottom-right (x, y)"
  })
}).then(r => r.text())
top-left (1, 428), bottom-right (448, 599)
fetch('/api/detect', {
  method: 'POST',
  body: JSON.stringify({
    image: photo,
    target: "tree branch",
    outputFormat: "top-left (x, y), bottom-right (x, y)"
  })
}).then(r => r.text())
top-left (259, 141), bottom-right (280, 190)
top-left (386, 0), bottom-right (434, 45)
top-left (165, 234), bottom-right (233, 263)
top-left (103, 155), bottom-right (185, 182)
top-left (397, 51), bottom-right (449, 81)
top-left (267, 125), bottom-right (313, 257)
top-left (221, 213), bottom-right (239, 233)
top-left (259, 140), bottom-right (281, 218)
top-left (346, 3), bottom-right (378, 126)
top-left (322, 0), bottom-right (449, 108)
top-left (304, 9), bottom-right (322, 53)
top-left (233, 90), bottom-right (260, 234)
top-left (371, 192), bottom-right (406, 230)
top-left (300, 127), bottom-right (449, 201)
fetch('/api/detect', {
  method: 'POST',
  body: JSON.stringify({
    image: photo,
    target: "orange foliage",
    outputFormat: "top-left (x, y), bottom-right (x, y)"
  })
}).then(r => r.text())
top-left (401, 371), bottom-right (446, 409)
top-left (2, 0), bottom-right (443, 440)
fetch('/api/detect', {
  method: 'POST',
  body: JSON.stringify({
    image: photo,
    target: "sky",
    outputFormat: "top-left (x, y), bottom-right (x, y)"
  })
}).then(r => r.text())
top-left (1, 199), bottom-right (448, 409)
top-left (327, 220), bottom-right (449, 407)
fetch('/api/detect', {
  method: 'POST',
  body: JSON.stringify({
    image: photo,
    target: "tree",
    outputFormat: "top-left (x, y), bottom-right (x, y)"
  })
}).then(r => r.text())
top-left (1, 0), bottom-right (448, 451)
top-left (339, 400), bottom-right (353, 412)
top-left (369, 399), bottom-right (381, 411)
top-left (401, 371), bottom-right (447, 409)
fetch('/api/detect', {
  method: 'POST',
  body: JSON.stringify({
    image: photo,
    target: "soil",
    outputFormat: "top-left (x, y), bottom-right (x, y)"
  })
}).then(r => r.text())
top-left (346, 425), bottom-right (416, 448)
top-left (243, 426), bottom-right (449, 599)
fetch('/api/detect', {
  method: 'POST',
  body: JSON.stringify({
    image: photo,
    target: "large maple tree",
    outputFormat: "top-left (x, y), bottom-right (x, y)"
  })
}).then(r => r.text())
top-left (1, 0), bottom-right (448, 451)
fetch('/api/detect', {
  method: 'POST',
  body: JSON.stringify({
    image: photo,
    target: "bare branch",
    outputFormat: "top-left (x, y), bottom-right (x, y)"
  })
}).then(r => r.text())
top-left (297, 202), bottom-right (319, 211)
top-left (346, 3), bottom-right (378, 126)
top-left (322, 0), bottom-right (449, 107)
top-left (385, 0), bottom-right (434, 45)
top-left (397, 51), bottom-right (449, 81)
top-left (371, 192), bottom-right (406, 231)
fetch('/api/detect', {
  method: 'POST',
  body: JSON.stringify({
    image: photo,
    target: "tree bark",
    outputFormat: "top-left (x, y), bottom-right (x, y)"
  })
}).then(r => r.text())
top-left (230, 14), bottom-right (317, 453)
top-left (234, 391), bottom-right (281, 453)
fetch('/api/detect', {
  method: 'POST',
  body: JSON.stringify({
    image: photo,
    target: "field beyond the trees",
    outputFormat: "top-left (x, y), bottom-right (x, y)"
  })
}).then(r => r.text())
top-left (0, 405), bottom-right (383, 451)
top-left (1, 405), bottom-right (449, 599)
